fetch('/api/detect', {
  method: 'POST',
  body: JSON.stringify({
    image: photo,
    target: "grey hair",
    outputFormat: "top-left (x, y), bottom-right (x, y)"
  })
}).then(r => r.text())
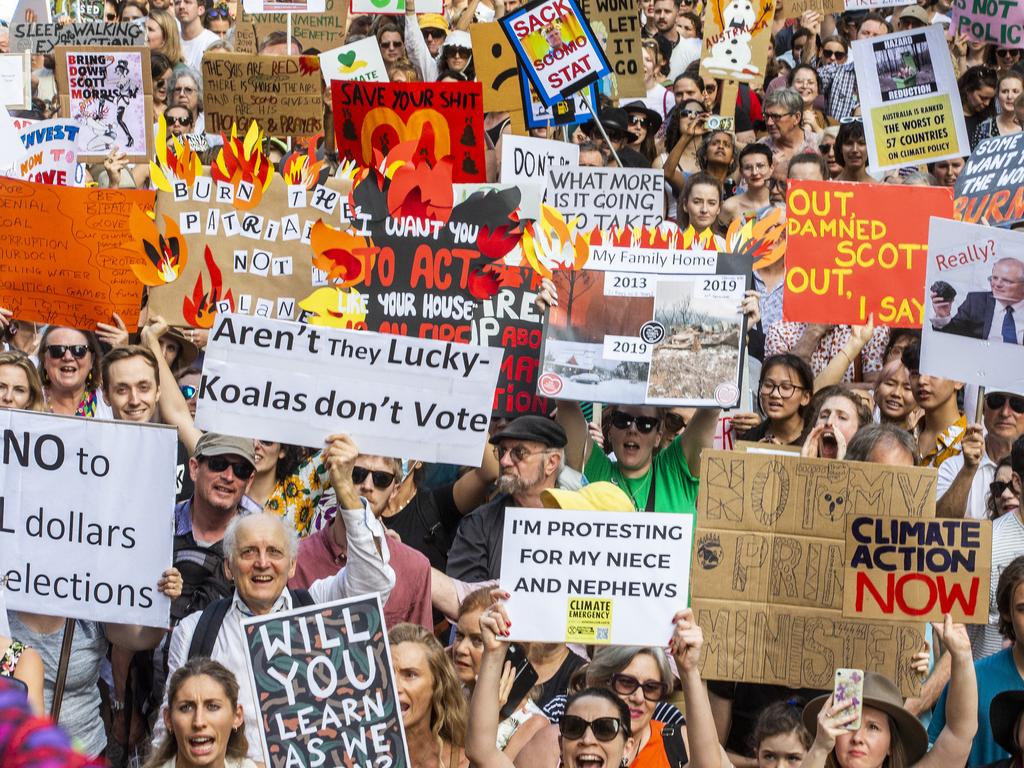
top-left (765, 87), bottom-right (803, 116)
top-left (898, 170), bottom-right (938, 186)
top-left (846, 423), bottom-right (917, 465)
top-left (168, 64), bottom-right (204, 115)
top-left (223, 513), bottom-right (299, 567)
top-left (586, 646), bottom-right (674, 690)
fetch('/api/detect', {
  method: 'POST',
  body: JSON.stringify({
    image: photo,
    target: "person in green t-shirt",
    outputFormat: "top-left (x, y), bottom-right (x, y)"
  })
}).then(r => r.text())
top-left (556, 401), bottom-right (721, 514)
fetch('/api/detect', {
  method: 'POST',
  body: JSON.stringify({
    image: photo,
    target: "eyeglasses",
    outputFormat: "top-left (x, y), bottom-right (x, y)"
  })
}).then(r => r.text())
top-left (663, 412), bottom-right (687, 432)
top-left (760, 381), bottom-right (804, 398)
top-left (352, 466), bottom-right (397, 489)
top-left (46, 344), bottom-right (89, 359)
top-left (839, 115), bottom-right (863, 124)
top-left (822, 48), bottom-right (846, 60)
top-left (610, 673), bottom-right (670, 702)
top-left (764, 111), bottom-right (796, 122)
top-left (494, 444), bottom-right (551, 462)
top-left (680, 109), bottom-right (705, 118)
top-left (203, 456), bottom-right (255, 480)
top-left (996, 49), bottom-right (1020, 58)
top-left (991, 479), bottom-right (1019, 497)
top-left (422, 28), bottom-right (445, 39)
top-left (609, 412), bottom-right (660, 433)
top-left (380, 40), bottom-right (404, 49)
top-left (166, 115), bottom-right (192, 126)
top-left (173, 86), bottom-right (196, 94)
top-left (629, 114), bottom-right (648, 126)
top-left (447, 46), bottom-right (471, 57)
top-left (985, 393), bottom-right (1024, 413)
top-left (559, 715), bottom-right (625, 742)
top-left (179, 384), bottom-right (198, 399)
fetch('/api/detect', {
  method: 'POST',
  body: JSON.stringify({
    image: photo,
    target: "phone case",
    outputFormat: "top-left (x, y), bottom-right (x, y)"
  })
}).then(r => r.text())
top-left (834, 668), bottom-right (864, 731)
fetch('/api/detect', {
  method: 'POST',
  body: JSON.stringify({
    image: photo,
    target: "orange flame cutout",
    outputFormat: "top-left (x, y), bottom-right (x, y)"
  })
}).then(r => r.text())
top-left (520, 204), bottom-right (591, 278)
top-left (311, 220), bottom-right (379, 288)
top-left (129, 206), bottom-right (188, 285)
top-left (150, 113), bottom-right (202, 192)
top-left (183, 246), bottom-right (234, 328)
top-left (725, 206), bottom-right (787, 269)
top-left (211, 122), bottom-right (273, 211)
top-left (281, 136), bottom-right (325, 190)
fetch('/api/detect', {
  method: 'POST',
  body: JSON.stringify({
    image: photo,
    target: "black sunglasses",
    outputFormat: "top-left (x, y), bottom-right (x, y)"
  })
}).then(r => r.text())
top-left (996, 49), bottom-right (1020, 58)
top-left (180, 384), bottom-right (198, 399)
top-left (991, 479), bottom-right (1018, 497)
top-left (166, 115), bottom-right (192, 127)
top-left (47, 344), bottom-right (89, 359)
top-left (822, 48), bottom-right (845, 59)
top-left (422, 27), bottom-right (445, 38)
top-left (611, 673), bottom-right (670, 702)
top-left (610, 412), bottom-right (660, 434)
top-left (818, 143), bottom-right (834, 154)
top-left (352, 466), bottom-right (396, 489)
top-left (986, 393), bottom-right (1024, 414)
top-left (203, 455), bottom-right (255, 479)
top-left (559, 715), bottom-right (625, 742)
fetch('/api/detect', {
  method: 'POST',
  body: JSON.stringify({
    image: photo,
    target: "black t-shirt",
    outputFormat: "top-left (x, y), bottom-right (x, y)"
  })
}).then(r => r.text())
top-left (176, 440), bottom-right (194, 504)
top-left (708, 682), bottom-right (826, 756)
top-left (381, 482), bottom-right (460, 572)
top-left (535, 651), bottom-right (587, 709)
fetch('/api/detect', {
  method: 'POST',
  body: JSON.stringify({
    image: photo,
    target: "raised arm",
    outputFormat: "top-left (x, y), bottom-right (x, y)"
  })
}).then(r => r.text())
top-left (453, 439), bottom-right (500, 514)
top-left (671, 608), bottom-right (723, 768)
top-left (916, 617), bottom-right (977, 768)
top-left (465, 598), bottom-right (517, 768)
top-left (681, 407), bottom-right (721, 478)
top-left (141, 317), bottom-right (202, 456)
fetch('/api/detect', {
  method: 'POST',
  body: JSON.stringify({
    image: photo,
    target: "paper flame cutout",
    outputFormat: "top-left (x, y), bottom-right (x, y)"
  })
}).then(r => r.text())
top-left (129, 206), bottom-right (188, 285)
top-left (520, 205), bottom-right (591, 278)
top-left (725, 206), bottom-right (787, 269)
top-left (211, 122), bottom-right (274, 211)
top-left (150, 113), bottom-right (202, 192)
top-left (281, 136), bottom-right (325, 190)
top-left (387, 156), bottom-right (455, 222)
top-left (183, 246), bottom-right (234, 328)
top-left (311, 220), bottom-right (379, 288)
top-left (298, 287), bottom-right (370, 329)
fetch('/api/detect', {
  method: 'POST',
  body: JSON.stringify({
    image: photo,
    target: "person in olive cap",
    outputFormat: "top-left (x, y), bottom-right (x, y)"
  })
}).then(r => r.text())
top-left (446, 416), bottom-right (567, 582)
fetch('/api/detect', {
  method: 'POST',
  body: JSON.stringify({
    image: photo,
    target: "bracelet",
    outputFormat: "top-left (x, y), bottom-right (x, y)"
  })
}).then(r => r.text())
top-left (836, 348), bottom-right (853, 367)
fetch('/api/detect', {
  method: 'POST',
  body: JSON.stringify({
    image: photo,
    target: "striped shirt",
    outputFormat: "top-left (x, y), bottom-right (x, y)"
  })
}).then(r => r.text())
top-left (968, 511), bottom-right (1024, 660)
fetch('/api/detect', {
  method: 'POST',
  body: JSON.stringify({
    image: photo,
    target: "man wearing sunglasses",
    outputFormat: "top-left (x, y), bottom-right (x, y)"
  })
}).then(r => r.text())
top-left (937, 390), bottom-right (1024, 520)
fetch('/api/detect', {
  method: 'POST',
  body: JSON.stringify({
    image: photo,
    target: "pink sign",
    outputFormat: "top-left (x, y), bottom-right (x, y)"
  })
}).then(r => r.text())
top-left (952, 0), bottom-right (1024, 45)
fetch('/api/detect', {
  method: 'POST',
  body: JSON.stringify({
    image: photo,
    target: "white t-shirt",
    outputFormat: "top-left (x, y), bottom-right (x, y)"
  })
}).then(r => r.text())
top-left (180, 27), bottom-right (220, 72)
top-left (668, 37), bottom-right (702, 80)
top-left (936, 449), bottom-right (998, 520)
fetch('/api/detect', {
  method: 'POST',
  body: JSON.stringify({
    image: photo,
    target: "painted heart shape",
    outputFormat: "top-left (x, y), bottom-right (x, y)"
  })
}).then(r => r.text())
top-left (338, 50), bottom-right (356, 67)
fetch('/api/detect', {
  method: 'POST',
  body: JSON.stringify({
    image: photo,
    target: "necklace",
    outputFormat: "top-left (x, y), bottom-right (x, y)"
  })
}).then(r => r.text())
top-left (612, 467), bottom-right (653, 511)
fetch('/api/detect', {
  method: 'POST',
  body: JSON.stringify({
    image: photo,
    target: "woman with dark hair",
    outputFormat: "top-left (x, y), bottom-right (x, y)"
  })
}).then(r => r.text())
top-left (987, 457), bottom-right (1020, 520)
top-left (625, 101), bottom-right (662, 164)
top-left (959, 65), bottom-right (998, 145)
top-left (697, 130), bottom-right (738, 198)
top-left (833, 120), bottom-right (873, 183)
top-left (788, 64), bottom-right (829, 133)
top-left (730, 353), bottom-right (814, 446)
top-left (245, 439), bottom-right (310, 510)
top-left (985, 689), bottom-right (1024, 768)
top-left (659, 98), bottom-right (710, 193)
top-left (973, 70), bottom-right (1023, 144)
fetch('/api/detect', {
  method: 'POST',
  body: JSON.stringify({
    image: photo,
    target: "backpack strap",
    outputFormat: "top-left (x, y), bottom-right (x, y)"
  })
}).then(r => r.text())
top-left (661, 723), bottom-right (689, 768)
top-left (290, 588), bottom-right (314, 607)
top-left (187, 597), bottom-right (232, 660)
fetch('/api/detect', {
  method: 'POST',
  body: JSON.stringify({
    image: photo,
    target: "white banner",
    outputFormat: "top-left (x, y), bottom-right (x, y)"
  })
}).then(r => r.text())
top-left (0, 410), bottom-right (175, 627)
top-left (196, 314), bottom-right (501, 465)
top-left (500, 134), bottom-right (578, 220)
top-left (501, 507), bottom-right (694, 646)
top-left (545, 166), bottom-right (665, 229)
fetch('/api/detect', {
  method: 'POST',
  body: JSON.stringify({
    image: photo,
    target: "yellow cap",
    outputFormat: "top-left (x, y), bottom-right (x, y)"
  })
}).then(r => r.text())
top-left (418, 13), bottom-right (450, 33)
top-left (541, 482), bottom-right (635, 512)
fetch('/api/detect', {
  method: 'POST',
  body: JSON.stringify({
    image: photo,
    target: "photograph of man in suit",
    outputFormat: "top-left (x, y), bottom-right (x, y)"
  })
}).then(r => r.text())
top-left (931, 257), bottom-right (1024, 344)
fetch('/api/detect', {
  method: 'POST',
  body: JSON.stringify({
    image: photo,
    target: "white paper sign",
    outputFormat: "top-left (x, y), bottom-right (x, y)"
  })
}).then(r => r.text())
top-left (0, 410), bottom-right (175, 628)
top-left (196, 314), bottom-right (502, 465)
top-left (500, 134), bottom-right (578, 221)
top-left (920, 216), bottom-right (1024, 393)
top-left (242, 0), bottom-right (324, 13)
top-left (349, 0), bottom-right (440, 14)
top-left (545, 166), bottom-right (665, 229)
top-left (14, 118), bottom-right (81, 185)
top-left (319, 36), bottom-right (389, 83)
top-left (0, 52), bottom-right (31, 108)
top-left (501, 507), bottom-right (694, 646)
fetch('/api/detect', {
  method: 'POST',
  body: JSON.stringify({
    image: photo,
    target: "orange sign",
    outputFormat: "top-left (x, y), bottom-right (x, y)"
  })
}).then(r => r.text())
top-left (783, 180), bottom-right (953, 328)
top-left (0, 178), bottom-right (154, 330)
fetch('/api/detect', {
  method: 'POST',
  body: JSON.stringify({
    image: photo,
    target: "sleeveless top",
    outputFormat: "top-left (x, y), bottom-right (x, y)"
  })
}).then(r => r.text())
top-left (0, 641), bottom-right (25, 678)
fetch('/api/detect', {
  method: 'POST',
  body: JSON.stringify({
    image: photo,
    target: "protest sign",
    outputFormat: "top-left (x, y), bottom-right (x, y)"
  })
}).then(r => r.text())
top-left (55, 45), bottom-right (153, 163)
top-left (197, 314), bottom-right (501, 465)
top-left (842, 516), bottom-right (991, 623)
top-left (15, 118), bottom-right (81, 186)
top-left (545, 166), bottom-right (664, 229)
top-left (331, 81), bottom-right (486, 183)
top-left (0, 52), bottom-right (31, 108)
top-left (919, 217), bottom-right (1024, 393)
top-left (350, 0), bottom-right (440, 12)
top-left (319, 36), bottom-right (388, 83)
top-left (472, 22), bottom-right (524, 113)
top-left (11, 20), bottom-right (145, 54)
top-left (0, 409), bottom-right (175, 627)
top-left (235, 0), bottom-right (347, 54)
top-left (699, 0), bottom-right (776, 88)
top-left (784, 180), bottom-right (953, 327)
top-left (953, 132), bottom-right (1024, 226)
top-left (0, 177), bottom-right (153, 328)
top-left (203, 53), bottom-right (323, 138)
top-left (852, 26), bottom-right (969, 172)
top-left (502, 507), bottom-right (693, 645)
top-left (242, 0), bottom-right (323, 13)
top-left (241, 595), bottom-right (410, 768)
top-left (577, 0), bottom-right (644, 99)
top-left (783, 0), bottom-right (842, 18)
top-left (693, 449), bottom-right (936, 694)
top-left (521, 75), bottom-right (597, 129)
top-left (0, 106), bottom-right (23, 171)
top-left (500, 134), bottom-right (578, 220)
top-left (500, 0), bottom-right (612, 106)
top-left (10, 0), bottom-right (52, 26)
top-left (951, 0), bottom-right (1023, 45)
top-left (844, 0), bottom-right (904, 7)
top-left (538, 249), bottom-right (750, 406)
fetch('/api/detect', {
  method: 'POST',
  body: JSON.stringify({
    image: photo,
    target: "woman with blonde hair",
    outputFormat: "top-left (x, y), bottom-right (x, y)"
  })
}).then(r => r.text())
top-left (147, 8), bottom-right (184, 65)
top-left (390, 623), bottom-right (469, 767)
top-left (0, 351), bottom-right (46, 411)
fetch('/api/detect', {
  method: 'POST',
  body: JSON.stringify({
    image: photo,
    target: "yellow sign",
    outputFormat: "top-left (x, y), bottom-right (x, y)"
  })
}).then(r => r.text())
top-left (869, 94), bottom-right (960, 168)
top-left (566, 597), bottom-right (612, 643)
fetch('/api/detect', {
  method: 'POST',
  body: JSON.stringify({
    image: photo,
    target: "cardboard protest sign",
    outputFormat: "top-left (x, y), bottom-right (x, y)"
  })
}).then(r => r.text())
top-left (521, 75), bottom-right (597, 129)
top-left (203, 53), bottom-right (323, 138)
top-left (500, 134), bottom-right (578, 220)
top-left (235, 0), bottom-right (347, 54)
top-left (844, 0), bottom-right (905, 7)
top-left (784, 180), bottom-right (953, 327)
top-left (577, 0), bottom-right (644, 100)
top-left (198, 314), bottom-right (501, 465)
top-left (502, 508), bottom-right (693, 645)
top-left (0, 177), bottom-right (153, 328)
top-left (12, 20), bottom-right (145, 54)
top-left (842, 516), bottom-right (991, 623)
top-left (692, 449), bottom-right (936, 695)
top-left (545, 166), bottom-right (665, 229)
top-left (15, 119), bottom-right (81, 186)
top-left (538, 248), bottom-right (750, 406)
top-left (852, 26), bottom-right (969, 172)
top-left (0, 409), bottom-right (175, 627)
top-left (331, 81), bottom-right (486, 182)
top-left (241, 0), bottom-right (323, 13)
top-left (241, 595), bottom-right (410, 768)
top-left (951, 0), bottom-right (1023, 45)
top-left (472, 22), bottom-right (524, 113)
top-left (0, 52), bottom-right (31, 108)
top-left (699, 0), bottom-right (776, 88)
top-left (953, 132), bottom-right (1024, 226)
top-left (500, 0), bottom-right (612, 106)
top-left (319, 36), bottom-right (388, 83)
top-left (920, 217), bottom-right (1024, 392)
top-left (55, 45), bottom-right (153, 163)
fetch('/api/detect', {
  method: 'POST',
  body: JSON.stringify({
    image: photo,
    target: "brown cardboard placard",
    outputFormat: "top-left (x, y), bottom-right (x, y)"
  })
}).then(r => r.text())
top-left (699, 0), bottom-right (776, 89)
top-left (692, 450), bottom-right (937, 695)
top-left (54, 45), bottom-right (153, 163)
top-left (577, 0), bottom-right (645, 100)
top-left (202, 52), bottom-right (323, 138)
top-left (471, 22), bottom-right (523, 114)
top-left (785, 0), bottom-right (844, 15)
top-left (842, 516), bottom-right (991, 623)
top-left (234, 0), bottom-right (348, 54)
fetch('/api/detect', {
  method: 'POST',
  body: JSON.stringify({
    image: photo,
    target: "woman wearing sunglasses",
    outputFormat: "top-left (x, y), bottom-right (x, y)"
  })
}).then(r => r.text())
top-left (987, 457), bottom-right (1020, 519)
top-left (36, 326), bottom-right (113, 417)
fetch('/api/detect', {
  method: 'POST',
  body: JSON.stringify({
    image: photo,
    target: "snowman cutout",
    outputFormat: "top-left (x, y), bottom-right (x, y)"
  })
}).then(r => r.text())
top-left (703, 0), bottom-right (763, 79)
